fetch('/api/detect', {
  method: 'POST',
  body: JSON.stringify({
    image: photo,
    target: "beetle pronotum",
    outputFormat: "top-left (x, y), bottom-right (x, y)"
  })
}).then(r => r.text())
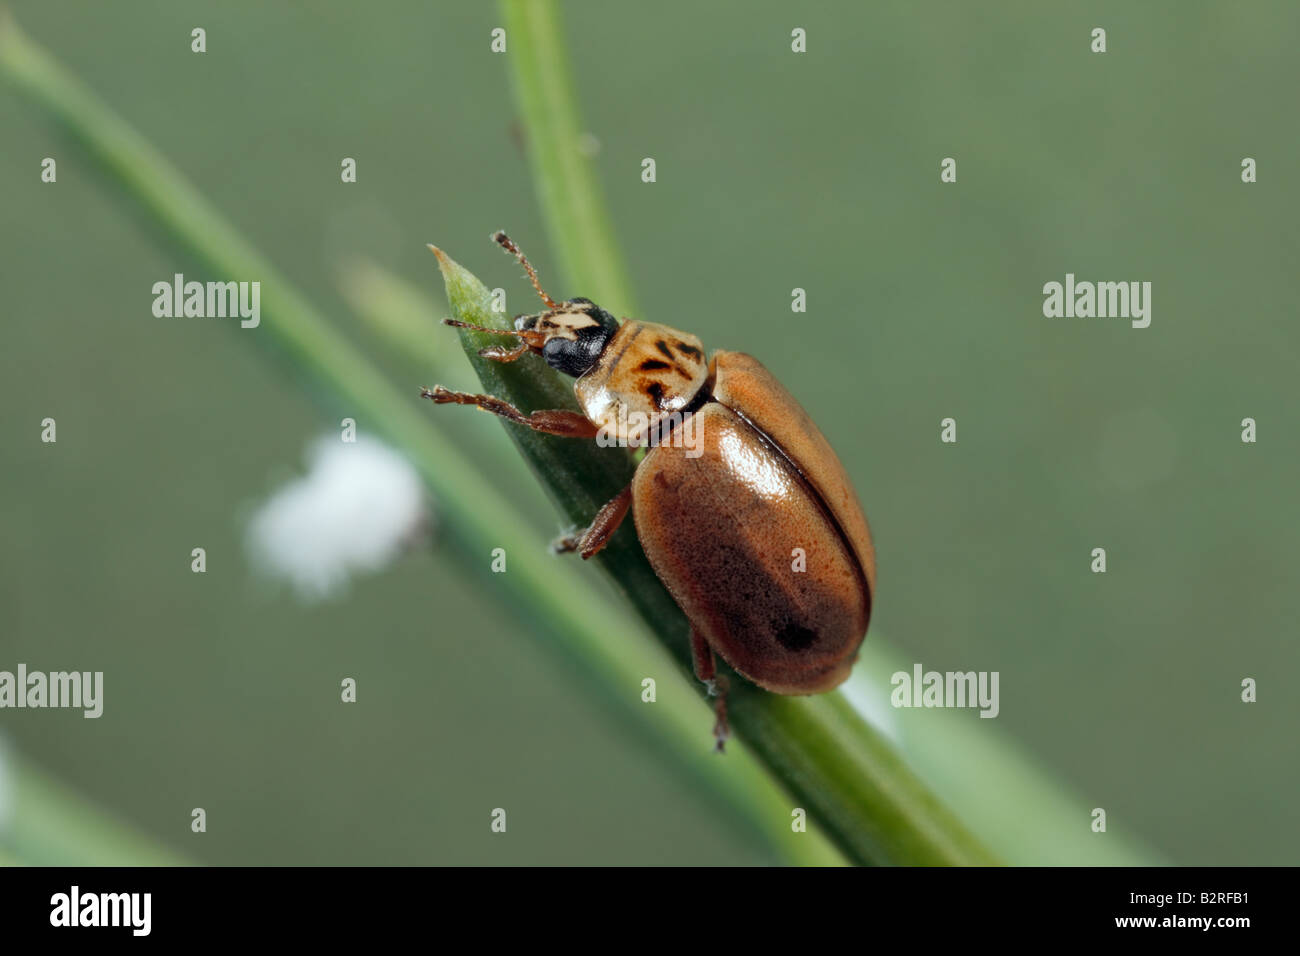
top-left (424, 232), bottom-right (876, 750)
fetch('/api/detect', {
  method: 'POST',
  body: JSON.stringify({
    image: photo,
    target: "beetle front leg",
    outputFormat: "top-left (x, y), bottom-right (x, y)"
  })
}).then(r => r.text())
top-left (690, 629), bottom-right (730, 753)
top-left (421, 385), bottom-right (600, 438)
top-left (476, 342), bottom-right (530, 363)
top-left (551, 484), bottom-right (633, 559)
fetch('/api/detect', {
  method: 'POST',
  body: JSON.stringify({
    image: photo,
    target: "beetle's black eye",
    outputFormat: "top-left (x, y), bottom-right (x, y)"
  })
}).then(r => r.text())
top-left (542, 324), bottom-right (614, 377)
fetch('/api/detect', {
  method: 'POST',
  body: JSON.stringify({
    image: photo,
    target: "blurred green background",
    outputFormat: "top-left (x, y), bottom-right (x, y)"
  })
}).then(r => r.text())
top-left (1, 0), bottom-right (1296, 865)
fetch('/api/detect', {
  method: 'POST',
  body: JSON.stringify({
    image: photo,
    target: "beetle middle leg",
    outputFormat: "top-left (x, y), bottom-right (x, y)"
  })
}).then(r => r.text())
top-left (551, 484), bottom-right (633, 559)
top-left (691, 628), bottom-right (730, 753)
top-left (421, 385), bottom-right (600, 438)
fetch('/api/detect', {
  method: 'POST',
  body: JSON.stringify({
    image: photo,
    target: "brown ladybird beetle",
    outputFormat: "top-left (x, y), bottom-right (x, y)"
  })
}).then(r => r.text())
top-left (423, 232), bottom-right (876, 750)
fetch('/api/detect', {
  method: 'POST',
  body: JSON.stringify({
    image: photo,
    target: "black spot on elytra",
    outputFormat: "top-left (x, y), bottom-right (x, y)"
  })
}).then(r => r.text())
top-left (638, 358), bottom-right (671, 371)
top-left (677, 343), bottom-right (702, 359)
top-left (645, 381), bottom-right (667, 408)
top-left (655, 340), bottom-right (675, 359)
top-left (775, 621), bottom-right (817, 652)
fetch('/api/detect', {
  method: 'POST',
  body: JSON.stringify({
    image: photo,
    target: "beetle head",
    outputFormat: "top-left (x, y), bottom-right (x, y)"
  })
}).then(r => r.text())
top-left (440, 232), bottom-right (624, 377)
top-left (492, 230), bottom-right (620, 377)
top-left (512, 298), bottom-right (619, 377)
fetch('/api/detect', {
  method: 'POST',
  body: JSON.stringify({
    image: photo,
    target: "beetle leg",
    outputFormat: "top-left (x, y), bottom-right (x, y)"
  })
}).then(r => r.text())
top-left (550, 529), bottom-right (581, 554)
top-left (477, 342), bottom-right (530, 363)
top-left (690, 629), bottom-right (730, 753)
top-left (421, 386), bottom-right (600, 438)
top-left (711, 680), bottom-right (730, 753)
top-left (551, 485), bottom-right (632, 559)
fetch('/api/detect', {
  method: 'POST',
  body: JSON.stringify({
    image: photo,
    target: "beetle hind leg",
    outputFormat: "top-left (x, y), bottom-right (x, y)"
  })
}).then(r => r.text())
top-left (690, 628), bottom-right (730, 753)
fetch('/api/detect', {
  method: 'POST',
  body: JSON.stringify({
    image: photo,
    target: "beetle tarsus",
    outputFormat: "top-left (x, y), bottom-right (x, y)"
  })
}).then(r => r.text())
top-left (689, 628), bottom-right (730, 752)
top-left (712, 681), bottom-right (730, 754)
top-left (550, 532), bottom-right (580, 554)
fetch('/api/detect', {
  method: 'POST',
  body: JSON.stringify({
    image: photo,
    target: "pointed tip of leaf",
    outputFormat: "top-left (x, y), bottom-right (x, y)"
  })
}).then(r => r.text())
top-left (430, 243), bottom-right (504, 338)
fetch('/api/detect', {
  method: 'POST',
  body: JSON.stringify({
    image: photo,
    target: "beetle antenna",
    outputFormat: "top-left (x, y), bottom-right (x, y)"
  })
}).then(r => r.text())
top-left (492, 230), bottom-right (561, 310)
top-left (442, 318), bottom-right (521, 336)
top-left (442, 318), bottom-right (550, 355)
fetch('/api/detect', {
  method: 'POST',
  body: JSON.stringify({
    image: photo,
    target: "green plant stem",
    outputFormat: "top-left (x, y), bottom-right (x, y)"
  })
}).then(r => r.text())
top-left (501, 0), bottom-right (637, 314)
top-left (436, 242), bottom-right (996, 867)
top-left (2, 6), bottom-right (1000, 866)
top-left (344, 259), bottom-right (1164, 865)
top-left (486, 0), bottom-right (1001, 865)
top-left (0, 15), bottom-right (846, 866)
top-left (1, 749), bottom-right (189, 866)
top-left (0, 5), bottom-right (1170, 868)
